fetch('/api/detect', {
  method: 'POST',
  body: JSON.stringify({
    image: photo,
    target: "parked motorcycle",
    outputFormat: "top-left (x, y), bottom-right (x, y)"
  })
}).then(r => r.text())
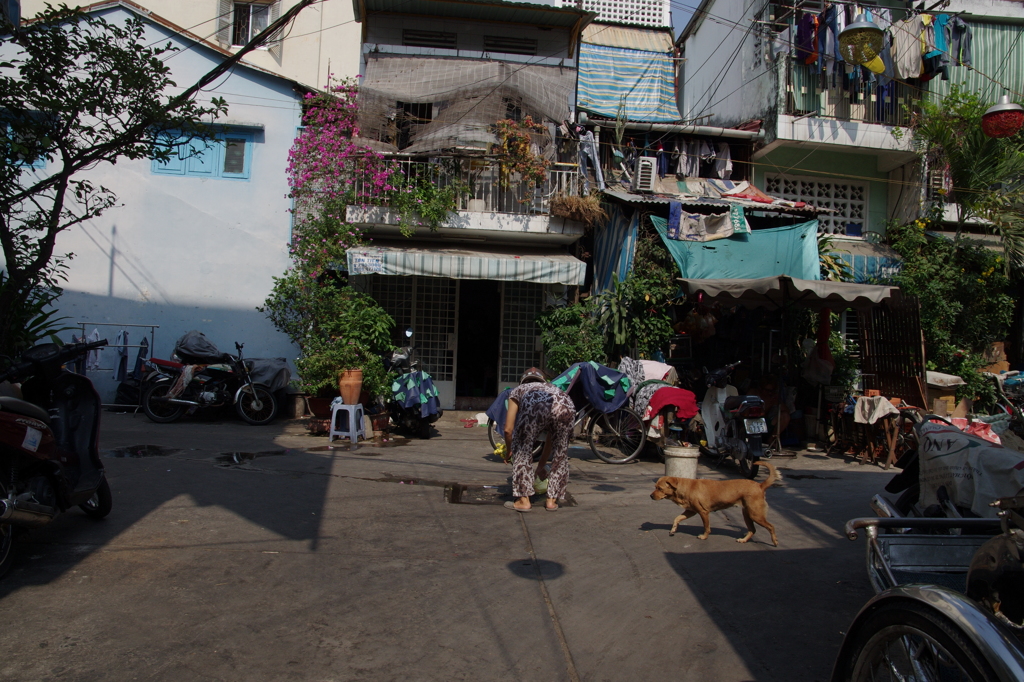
top-left (694, 361), bottom-right (768, 478)
top-left (385, 329), bottom-right (441, 439)
top-left (142, 332), bottom-right (277, 426)
top-left (0, 339), bottom-right (112, 579)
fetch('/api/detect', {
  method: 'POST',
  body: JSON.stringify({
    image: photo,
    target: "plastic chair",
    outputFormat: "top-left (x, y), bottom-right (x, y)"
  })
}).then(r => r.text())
top-left (329, 399), bottom-right (365, 444)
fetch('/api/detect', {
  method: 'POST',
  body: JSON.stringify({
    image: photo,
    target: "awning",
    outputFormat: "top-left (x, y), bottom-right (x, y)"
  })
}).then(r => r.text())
top-left (346, 244), bottom-right (586, 285)
top-left (679, 275), bottom-right (898, 310)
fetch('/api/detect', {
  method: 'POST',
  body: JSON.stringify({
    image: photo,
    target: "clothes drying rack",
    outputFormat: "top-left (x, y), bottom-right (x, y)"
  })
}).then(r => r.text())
top-left (76, 322), bottom-right (159, 410)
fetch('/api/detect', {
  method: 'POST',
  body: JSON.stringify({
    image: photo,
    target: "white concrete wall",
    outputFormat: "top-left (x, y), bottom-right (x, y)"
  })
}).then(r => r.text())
top-left (21, 0), bottom-right (360, 88)
top-left (679, 0), bottom-right (775, 127)
top-left (4, 6), bottom-right (303, 400)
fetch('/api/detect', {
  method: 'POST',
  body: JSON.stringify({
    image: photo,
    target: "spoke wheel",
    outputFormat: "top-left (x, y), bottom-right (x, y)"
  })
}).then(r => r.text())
top-left (587, 407), bottom-right (646, 464)
top-left (488, 418), bottom-right (544, 460)
top-left (142, 382), bottom-right (187, 423)
top-left (236, 386), bottom-right (277, 425)
top-left (842, 602), bottom-right (999, 682)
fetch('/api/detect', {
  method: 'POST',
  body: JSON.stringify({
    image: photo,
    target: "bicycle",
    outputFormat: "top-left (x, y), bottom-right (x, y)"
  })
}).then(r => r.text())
top-left (487, 401), bottom-right (647, 465)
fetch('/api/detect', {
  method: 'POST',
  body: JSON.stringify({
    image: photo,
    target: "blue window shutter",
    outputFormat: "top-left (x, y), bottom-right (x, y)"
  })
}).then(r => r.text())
top-left (220, 132), bottom-right (252, 180)
top-left (186, 139), bottom-right (218, 176)
top-left (152, 133), bottom-right (186, 175)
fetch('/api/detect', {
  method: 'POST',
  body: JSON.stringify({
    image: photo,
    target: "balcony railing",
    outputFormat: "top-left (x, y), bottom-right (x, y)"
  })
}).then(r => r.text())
top-left (783, 56), bottom-right (922, 127)
top-left (351, 157), bottom-right (581, 217)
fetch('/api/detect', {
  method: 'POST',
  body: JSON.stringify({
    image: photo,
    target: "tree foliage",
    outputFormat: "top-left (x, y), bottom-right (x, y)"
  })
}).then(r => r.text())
top-left (0, 6), bottom-right (234, 355)
top-left (905, 85), bottom-right (1024, 270)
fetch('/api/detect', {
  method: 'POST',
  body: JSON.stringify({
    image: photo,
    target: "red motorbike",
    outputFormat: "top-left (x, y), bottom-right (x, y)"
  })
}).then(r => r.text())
top-left (0, 339), bottom-right (112, 579)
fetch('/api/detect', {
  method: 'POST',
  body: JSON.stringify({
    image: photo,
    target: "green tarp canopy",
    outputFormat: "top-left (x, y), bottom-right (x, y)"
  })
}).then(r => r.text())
top-left (651, 216), bottom-right (820, 281)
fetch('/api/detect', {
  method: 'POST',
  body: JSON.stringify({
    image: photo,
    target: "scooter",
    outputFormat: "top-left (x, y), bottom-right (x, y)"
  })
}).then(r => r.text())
top-left (695, 361), bottom-right (768, 479)
top-left (385, 328), bottom-right (442, 439)
top-left (0, 339), bottom-right (112, 579)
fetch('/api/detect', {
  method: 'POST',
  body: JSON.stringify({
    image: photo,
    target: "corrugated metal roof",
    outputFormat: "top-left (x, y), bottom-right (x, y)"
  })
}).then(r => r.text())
top-left (582, 23), bottom-right (674, 52)
top-left (603, 189), bottom-right (827, 214)
top-left (355, 0), bottom-right (595, 29)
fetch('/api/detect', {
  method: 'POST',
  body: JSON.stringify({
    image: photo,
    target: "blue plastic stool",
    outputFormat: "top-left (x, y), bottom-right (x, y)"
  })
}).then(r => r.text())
top-left (329, 399), bottom-right (365, 444)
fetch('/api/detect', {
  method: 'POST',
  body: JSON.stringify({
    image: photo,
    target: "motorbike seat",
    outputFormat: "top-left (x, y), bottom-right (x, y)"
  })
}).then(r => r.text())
top-left (150, 358), bottom-right (184, 370)
top-left (723, 395), bottom-right (759, 411)
top-left (0, 395), bottom-right (50, 425)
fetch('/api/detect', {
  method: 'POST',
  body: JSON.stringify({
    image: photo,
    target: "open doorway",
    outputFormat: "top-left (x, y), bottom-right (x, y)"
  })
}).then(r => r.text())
top-left (456, 280), bottom-right (501, 407)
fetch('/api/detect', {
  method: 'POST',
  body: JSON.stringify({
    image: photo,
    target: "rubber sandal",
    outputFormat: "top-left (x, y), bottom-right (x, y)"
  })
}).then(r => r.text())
top-left (545, 504), bottom-right (559, 511)
top-left (504, 501), bottom-right (531, 512)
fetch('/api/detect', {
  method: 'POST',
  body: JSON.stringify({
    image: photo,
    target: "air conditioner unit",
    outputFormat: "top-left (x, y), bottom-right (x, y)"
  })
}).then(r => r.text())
top-left (633, 157), bottom-right (656, 192)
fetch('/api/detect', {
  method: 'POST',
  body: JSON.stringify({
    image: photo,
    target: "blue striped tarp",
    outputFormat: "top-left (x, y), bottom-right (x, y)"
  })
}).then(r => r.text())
top-left (593, 204), bottom-right (638, 293)
top-left (578, 43), bottom-right (680, 123)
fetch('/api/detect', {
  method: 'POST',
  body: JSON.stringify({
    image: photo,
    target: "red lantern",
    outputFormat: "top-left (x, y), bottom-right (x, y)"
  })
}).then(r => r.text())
top-left (982, 94), bottom-right (1024, 138)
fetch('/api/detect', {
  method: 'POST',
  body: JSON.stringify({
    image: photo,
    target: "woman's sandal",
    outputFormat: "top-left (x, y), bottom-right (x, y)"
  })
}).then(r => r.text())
top-left (503, 501), bottom-right (531, 512)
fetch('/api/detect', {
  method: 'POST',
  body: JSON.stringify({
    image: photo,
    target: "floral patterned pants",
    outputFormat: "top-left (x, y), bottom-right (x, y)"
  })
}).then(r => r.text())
top-left (511, 390), bottom-right (575, 500)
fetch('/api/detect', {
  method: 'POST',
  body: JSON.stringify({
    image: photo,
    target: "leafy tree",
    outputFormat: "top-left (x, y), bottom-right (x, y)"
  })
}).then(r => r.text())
top-left (0, 2), bottom-right (315, 355)
top-left (536, 300), bottom-right (606, 374)
top-left (904, 85), bottom-right (1024, 269)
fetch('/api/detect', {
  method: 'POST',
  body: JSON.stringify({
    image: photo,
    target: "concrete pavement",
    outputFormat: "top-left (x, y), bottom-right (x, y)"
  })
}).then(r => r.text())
top-left (0, 412), bottom-right (893, 681)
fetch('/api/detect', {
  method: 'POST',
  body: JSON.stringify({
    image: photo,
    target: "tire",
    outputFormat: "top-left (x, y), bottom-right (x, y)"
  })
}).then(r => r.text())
top-left (838, 601), bottom-right (1000, 682)
top-left (79, 477), bottom-right (112, 519)
top-left (588, 407), bottom-right (647, 464)
top-left (738, 436), bottom-right (761, 480)
top-left (418, 420), bottom-right (431, 439)
top-left (236, 385), bottom-right (277, 426)
top-left (142, 381), bottom-right (187, 424)
top-left (0, 479), bottom-right (14, 580)
top-left (487, 418), bottom-right (544, 459)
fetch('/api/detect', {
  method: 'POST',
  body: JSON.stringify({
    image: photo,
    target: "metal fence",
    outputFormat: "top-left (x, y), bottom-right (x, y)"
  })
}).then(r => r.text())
top-left (352, 157), bottom-right (581, 216)
top-left (783, 56), bottom-right (922, 127)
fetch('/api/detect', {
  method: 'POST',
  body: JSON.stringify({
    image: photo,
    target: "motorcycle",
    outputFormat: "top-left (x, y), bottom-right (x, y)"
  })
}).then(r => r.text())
top-left (694, 361), bottom-right (768, 479)
top-left (141, 331), bottom-right (277, 426)
top-left (0, 339), bottom-right (113, 579)
top-left (384, 329), bottom-right (442, 439)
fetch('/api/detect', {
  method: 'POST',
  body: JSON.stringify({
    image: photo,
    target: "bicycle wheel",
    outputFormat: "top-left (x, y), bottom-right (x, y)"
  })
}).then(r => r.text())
top-left (488, 418), bottom-right (544, 459)
top-left (587, 407), bottom-right (647, 464)
top-left (837, 601), bottom-right (999, 682)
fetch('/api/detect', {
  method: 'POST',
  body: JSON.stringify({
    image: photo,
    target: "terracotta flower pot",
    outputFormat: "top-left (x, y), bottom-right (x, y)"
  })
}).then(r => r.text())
top-left (338, 369), bottom-right (364, 405)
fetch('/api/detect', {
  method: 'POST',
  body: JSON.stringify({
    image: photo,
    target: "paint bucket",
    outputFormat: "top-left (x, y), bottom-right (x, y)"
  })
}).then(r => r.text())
top-left (663, 446), bottom-right (699, 479)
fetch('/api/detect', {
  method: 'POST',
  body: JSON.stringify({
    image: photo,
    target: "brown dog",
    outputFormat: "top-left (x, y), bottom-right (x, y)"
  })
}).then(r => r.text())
top-left (650, 461), bottom-right (779, 546)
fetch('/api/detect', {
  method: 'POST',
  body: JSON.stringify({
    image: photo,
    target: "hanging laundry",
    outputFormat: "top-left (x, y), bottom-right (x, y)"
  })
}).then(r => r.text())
top-left (771, 27), bottom-right (791, 61)
top-left (577, 130), bottom-right (605, 193)
top-left (666, 202), bottom-right (682, 239)
top-left (656, 144), bottom-right (669, 179)
top-left (132, 337), bottom-right (150, 381)
top-left (70, 334), bottom-right (85, 374)
top-left (113, 329), bottom-right (129, 381)
top-left (796, 13), bottom-right (818, 65)
top-left (922, 14), bottom-right (939, 58)
top-left (949, 16), bottom-right (972, 67)
top-left (892, 16), bottom-right (925, 81)
top-left (713, 142), bottom-right (732, 180)
top-left (86, 328), bottom-right (102, 371)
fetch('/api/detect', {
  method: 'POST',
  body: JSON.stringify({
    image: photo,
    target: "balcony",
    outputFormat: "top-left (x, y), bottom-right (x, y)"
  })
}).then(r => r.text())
top-left (783, 55), bottom-right (921, 128)
top-left (345, 157), bottom-right (585, 244)
top-left (351, 157), bottom-right (581, 216)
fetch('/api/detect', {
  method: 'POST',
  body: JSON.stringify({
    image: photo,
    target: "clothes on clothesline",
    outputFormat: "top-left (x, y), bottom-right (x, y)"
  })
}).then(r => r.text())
top-left (86, 329), bottom-right (102, 371)
top-left (113, 329), bottom-right (129, 382)
top-left (133, 337), bottom-right (150, 381)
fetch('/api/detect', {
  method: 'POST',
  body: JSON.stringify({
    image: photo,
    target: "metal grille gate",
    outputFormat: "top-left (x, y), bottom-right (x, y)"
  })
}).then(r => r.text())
top-left (500, 281), bottom-right (543, 384)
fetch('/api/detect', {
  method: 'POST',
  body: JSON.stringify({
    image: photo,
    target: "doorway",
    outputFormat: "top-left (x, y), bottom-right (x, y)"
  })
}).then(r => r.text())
top-left (456, 280), bottom-right (501, 406)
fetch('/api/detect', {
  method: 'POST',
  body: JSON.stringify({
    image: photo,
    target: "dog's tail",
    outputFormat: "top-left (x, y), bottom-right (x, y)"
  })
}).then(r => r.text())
top-left (758, 460), bottom-right (780, 491)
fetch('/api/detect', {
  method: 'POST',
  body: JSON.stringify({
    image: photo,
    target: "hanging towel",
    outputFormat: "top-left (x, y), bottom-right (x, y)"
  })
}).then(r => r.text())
top-left (113, 329), bottom-right (129, 381)
top-left (133, 337), bottom-right (150, 380)
top-left (713, 142), bottom-right (732, 180)
top-left (893, 16), bottom-right (924, 81)
top-left (86, 329), bottom-right (102, 371)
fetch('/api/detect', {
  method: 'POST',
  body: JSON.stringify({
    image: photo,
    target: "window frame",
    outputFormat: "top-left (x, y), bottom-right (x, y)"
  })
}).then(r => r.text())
top-left (231, 1), bottom-right (272, 47)
top-left (151, 129), bottom-right (255, 181)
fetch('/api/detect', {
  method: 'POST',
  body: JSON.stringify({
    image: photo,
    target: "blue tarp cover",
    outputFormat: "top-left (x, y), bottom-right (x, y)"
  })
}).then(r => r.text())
top-left (652, 216), bottom-right (820, 280)
top-left (391, 370), bottom-right (441, 418)
top-left (577, 43), bottom-right (680, 123)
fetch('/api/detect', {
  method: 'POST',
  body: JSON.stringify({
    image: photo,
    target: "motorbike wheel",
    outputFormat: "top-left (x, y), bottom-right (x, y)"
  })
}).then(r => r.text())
top-left (418, 420), bottom-right (431, 439)
top-left (79, 477), bottom-right (112, 519)
top-left (738, 437), bottom-right (762, 480)
top-left (0, 480), bottom-right (13, 579)
top-left (587, 407), bottom-right (646, 464)
top-left (838, 601), bottom-right (998, 682)
top-left (236, 385), bottom-right (277, 426)
top-left (142, 382), bottom-right (187, 424)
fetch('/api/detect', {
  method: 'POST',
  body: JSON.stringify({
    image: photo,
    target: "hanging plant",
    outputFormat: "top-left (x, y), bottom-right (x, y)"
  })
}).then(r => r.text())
top-left (492, 116), bottom-right (551, 203)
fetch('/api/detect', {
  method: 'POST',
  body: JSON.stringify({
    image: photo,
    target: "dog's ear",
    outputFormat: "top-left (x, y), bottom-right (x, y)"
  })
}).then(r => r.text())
top-left (658, 477), bottom-right (677, 494)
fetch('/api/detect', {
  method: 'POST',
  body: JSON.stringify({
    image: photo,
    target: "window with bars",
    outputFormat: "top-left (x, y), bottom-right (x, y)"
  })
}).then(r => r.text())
top-left (359, 275), bottom-right (455, 382)
top-left (500, 282), bottom-right (543, 383)
top-left (233, 2), bottom-right (270, 46)
top-left (151, 129), bottom-right (254, 180)
top-left (764, 173), bottom-right (867, 236)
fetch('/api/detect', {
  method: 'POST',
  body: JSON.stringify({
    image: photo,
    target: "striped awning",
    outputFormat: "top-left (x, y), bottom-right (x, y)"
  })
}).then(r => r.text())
top-left (346, 244), bottom-right (586, 286)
